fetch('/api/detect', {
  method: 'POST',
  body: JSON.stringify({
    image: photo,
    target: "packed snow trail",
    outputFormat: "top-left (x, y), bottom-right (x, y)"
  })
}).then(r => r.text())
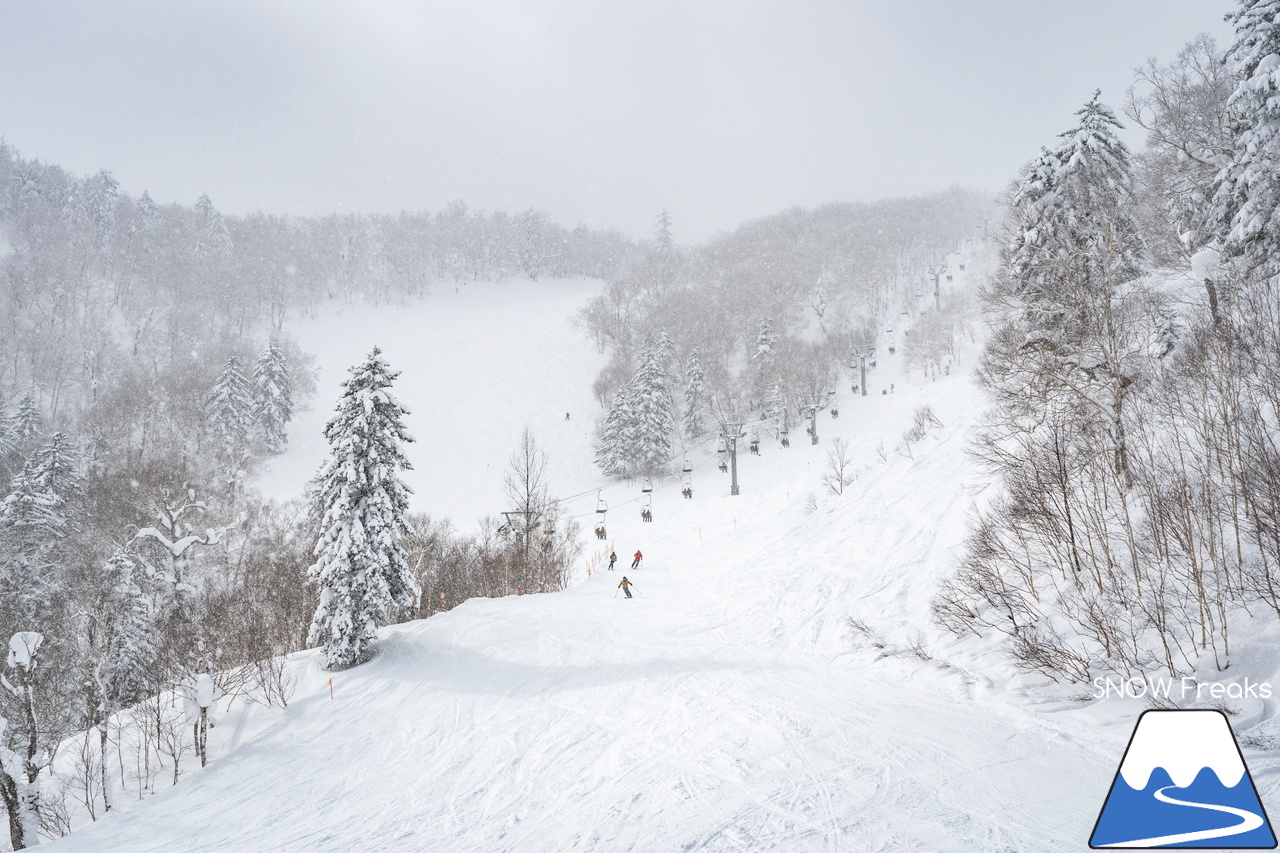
top-left (41, 257), bottom-right (1183, 852)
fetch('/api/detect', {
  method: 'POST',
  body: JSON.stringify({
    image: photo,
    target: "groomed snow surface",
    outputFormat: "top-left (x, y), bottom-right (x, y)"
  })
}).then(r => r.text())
top-left (40, 261), bottom-right (1280, 852)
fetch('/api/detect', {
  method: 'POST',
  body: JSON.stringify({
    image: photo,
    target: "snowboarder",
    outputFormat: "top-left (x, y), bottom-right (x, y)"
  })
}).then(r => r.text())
top-left (631, 549), bottom-right (643, 569)
top-left (618, 577), bottom-right (634, 598)
top-left (608, 551), bottom-right (617, 570)
top-left (890, 383), bottom-right (895, 393)
top-left (565, 412), bottom-right (570, 420)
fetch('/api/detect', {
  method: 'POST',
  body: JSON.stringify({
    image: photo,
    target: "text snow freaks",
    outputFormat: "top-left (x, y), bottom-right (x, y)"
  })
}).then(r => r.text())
top-left (1092, 677), bottom-right (1273, 701)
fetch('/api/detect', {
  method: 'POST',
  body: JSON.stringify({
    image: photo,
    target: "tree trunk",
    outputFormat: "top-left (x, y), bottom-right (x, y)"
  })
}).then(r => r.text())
top-left (0, 769), bottom-right (28, 850)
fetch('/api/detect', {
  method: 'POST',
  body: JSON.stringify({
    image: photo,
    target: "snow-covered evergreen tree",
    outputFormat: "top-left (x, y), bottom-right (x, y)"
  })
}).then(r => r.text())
top-left (683, 346), bottom-right (705, 438)
top-left (99, 548), bottom-right (155, 707)
top-left (134, 189), bottom-right (160, 235)
top-left (207, 356), bottom-right (253, 459)
top-left (652, 209), bottom-right (676, 288)
top-left (987, 92), bottom-right (1151, 485)
top-left (1211, 0), bottom-right (1280, 277)
top-left (0, 459), bottom-right (58, 568)
top-left (1, 434), bottom-right (83, 554)
top-left (655, 209), bottom-right (674, 257)
top-left (1, 435), bottom-right (86, 620)
top-left (307, 348), bottom-right (420, 669)
top-left (12, 394), bottom-right (40, 449)
top-left (629, 340), bottom-right (674, 475)
top-left (85, 169), bottom-right (119, 248)
top-left (1008, 92), bottom-right (1145, 329)
top-left (252, 341), bottom-right (293, 454)
top-left (752, 318), bottom-right (776, 365)
top-left (195, 193), bottom-right (233, 258)
top-left (30, 432), bottom-right (85, 528)
top-left (595, 387), bottom-right (634, 478)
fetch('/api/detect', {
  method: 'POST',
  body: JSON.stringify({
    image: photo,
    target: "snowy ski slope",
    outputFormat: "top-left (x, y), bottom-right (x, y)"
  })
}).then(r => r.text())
top-left (41, 254), bottom-right (1280, 852)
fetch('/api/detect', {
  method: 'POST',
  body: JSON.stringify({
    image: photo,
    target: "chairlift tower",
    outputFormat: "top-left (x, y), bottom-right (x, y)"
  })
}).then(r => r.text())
top-left (928, 261), bottom-right (948, 312)
top-left (722, 421), bottom-right (746, 495)
top-left (800, 394), bottom-right (824, 445)
top-left (851, 344), bottom-right (875, 397)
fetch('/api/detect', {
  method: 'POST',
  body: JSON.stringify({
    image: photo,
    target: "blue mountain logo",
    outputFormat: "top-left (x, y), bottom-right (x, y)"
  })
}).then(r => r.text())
top-left (1091, 709), bottom-right (1276, 848)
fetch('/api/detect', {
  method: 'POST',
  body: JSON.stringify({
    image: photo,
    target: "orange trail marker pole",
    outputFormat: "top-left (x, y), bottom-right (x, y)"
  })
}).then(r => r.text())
top-left (328, 678), bottom-right (333, 699)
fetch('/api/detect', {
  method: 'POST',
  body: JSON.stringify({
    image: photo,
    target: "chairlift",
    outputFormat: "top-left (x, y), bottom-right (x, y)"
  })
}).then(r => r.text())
top-left (717, 436), bottom-right (727, 455)
top-left (682, 457), bottom-right (693, 474)
top-left (595, 491), bottom-right (608, 517)
top-left (641, 494), bottom-right (653, 522)
top-left (641, 477), bottom-right (653, 493)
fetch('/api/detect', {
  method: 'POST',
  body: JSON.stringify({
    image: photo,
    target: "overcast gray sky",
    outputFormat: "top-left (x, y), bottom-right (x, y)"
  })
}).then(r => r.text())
top-left (0, 0), bottom-right (1235, 241)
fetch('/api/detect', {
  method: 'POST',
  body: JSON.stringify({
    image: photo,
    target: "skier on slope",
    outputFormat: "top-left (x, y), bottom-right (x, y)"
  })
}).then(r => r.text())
top-left (631, 549), bottom-right (643, 569)
top-left (618, 577), bottom-right (635, 598)
top-left (608, 551), bottom-right (618, 570)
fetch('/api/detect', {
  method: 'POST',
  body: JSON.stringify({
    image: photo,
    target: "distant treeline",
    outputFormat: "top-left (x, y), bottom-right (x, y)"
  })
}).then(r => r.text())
top-left (578, 188), bottom-right (992, 477)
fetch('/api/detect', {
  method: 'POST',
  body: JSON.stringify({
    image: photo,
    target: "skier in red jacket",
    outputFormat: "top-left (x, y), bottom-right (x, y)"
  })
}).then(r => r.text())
top-left (630, 549), bottom-right (643, 569)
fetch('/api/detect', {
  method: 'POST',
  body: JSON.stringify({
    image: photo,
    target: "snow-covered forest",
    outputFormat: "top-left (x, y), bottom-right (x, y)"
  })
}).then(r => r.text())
top-left (0, 0), bottom-right (1279, 850)
top-left (936, 15), bottom-right (1280, 685)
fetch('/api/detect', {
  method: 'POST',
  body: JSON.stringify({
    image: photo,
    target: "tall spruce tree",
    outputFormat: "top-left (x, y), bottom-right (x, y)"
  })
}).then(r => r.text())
top-left (1212, 0), bottom-right (1280, 278)
top-left (252, 341), bottom-right (293, 454)
top-left (28, 432), bottom-right (86, 534)
top-left (629, 340), bottom-right (674, 476)
top-left (307, 348), bottom-right (419, 669)
top-left (595, 387), bottom-right (634, 478)
top-left (985, 92), bottom-right (1150, 485)
top-left (207, 356), bottom-right (253, 459)
top-left (12, 394), bottom-right (40, 449)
